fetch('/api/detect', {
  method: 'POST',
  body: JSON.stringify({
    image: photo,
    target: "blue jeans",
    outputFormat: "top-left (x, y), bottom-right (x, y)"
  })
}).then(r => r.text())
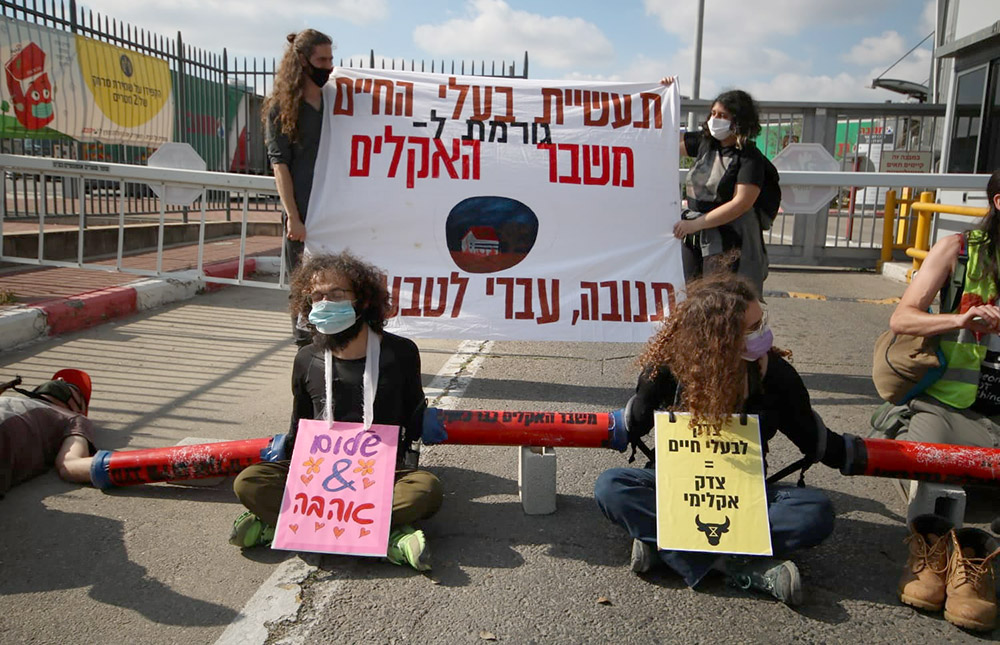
top-left (594, 467), bottom-right (835, 587)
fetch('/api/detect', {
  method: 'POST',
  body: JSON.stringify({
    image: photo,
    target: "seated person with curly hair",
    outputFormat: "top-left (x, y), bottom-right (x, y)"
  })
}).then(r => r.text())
top-left (595, 273), bottom-right (853, 604)
top-left (231, 251), bottom-right (442, 571)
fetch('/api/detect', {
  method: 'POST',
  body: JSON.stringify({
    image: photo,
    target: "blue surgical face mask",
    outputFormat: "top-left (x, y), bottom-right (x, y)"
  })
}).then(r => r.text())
top-left (308, 299), bottom-right (357, 335)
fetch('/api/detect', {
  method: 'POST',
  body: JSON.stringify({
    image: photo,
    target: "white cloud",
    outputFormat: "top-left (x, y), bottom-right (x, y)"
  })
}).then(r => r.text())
top-left (76, 0), bottom-right (387, 56)
top-left (843, 30), bottom-right (905, 66)
top-left (412, 0), bottom-right (613, 70)
top-left (638, 1), bottom-right (934, 103)
top-left (643, 0), bottom-right (873, 44)
top-left (81, 0), bottom-right (387, 23)
top-left (869, 46), bottom-right (933, 86)
top-left (919, 0), bottom-right (937, 36)
top-left (746, 72), bottom-right (893, 102)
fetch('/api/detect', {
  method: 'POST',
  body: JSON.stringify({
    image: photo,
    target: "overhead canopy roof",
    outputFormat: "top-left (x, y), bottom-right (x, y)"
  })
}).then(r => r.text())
top-left (871, 78), bottom-right (928, 102)
top-left (936, 20), bottom-right (1000, 59)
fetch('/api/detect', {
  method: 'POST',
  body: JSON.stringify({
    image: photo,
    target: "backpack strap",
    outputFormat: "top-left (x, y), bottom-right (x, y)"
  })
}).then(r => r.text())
top-left (765, 409), bottom-right (828, 487)
top-left (628, 376), bottom-right (685, 468)
top-left (756, 358), bottom-right (820, 487)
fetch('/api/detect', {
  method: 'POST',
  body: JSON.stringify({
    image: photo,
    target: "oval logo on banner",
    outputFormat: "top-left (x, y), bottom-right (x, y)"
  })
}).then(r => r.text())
top-left (446, 196), bottom-right (538, 273)
top-left (76, 36), bottom-right (171, 127)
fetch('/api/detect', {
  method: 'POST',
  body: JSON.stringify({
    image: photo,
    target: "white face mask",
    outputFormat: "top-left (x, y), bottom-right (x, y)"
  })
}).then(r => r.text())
top-left (707, 117), bottom-right (733, 141)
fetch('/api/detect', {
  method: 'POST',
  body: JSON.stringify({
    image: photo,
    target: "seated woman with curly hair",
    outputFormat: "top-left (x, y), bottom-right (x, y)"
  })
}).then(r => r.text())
top-left (594, 272), bottom-right (852, 604)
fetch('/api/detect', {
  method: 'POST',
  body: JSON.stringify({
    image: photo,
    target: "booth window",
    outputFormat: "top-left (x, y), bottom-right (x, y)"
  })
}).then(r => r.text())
top-left (983, 63), bottom-right (1000, 173)
top-left (947, 65), bottom-right (987, 173)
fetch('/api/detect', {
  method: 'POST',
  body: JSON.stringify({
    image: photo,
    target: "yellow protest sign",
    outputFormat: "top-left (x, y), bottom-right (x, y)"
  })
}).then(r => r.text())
top-left (654, 412), bottom-right (771, 556)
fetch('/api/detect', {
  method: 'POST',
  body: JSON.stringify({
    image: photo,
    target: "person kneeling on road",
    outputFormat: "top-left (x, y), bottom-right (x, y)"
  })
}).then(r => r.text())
top-left (231, 251), bottom-right (443, 571)
top-left (882, 168), bottom-right (1000, 631)
top-left (595, 273), bottom-right (855, 605)
top-left (1, 369), bottom-right (97, 494)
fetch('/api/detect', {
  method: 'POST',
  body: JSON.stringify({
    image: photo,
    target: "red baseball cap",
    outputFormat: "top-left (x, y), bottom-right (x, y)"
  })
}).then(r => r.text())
top-left (52, 369), bottom-right (92, 414)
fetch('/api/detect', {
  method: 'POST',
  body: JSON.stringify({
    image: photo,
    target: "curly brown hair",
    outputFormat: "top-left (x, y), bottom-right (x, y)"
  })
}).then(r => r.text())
top-left (262, 29), bottom-right (332, 143)
top-left (638, 273), bottom-right (759, 430)
top-left (289, 251), bottom-right (391, 335)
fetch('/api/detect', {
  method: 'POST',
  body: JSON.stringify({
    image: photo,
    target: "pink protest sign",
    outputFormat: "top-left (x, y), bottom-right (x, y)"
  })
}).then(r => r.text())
top-left (271, 419), bottom-right (399, 556)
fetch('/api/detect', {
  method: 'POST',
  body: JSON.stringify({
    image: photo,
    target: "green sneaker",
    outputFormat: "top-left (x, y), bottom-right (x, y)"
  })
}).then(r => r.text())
top-left (724, 556), bottom-right (802, 605)
top-left (229, 511), bottom-right (275, 549)
top-left (386, 525), bottom-right (431, 571)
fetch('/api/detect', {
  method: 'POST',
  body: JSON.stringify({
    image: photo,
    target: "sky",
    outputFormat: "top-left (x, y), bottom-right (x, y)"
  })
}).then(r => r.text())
top-left (73, 0), bottom-right (941, 103)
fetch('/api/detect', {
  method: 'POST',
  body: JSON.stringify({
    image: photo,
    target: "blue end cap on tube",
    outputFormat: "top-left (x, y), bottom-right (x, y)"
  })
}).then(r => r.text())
top-left (421, 407), bottom-right (447, 445)
top-left (261, 434), bottom-right (289, 462)
top-left (89, 449), bottom-right (114, 490)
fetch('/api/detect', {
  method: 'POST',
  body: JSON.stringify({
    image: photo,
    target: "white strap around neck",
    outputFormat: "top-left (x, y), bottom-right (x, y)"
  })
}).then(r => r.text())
top-left (324, 326), bottom-right (380, 429)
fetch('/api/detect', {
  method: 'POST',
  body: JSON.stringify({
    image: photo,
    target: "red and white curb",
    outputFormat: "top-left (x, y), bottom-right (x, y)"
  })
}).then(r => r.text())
top-left (0, 256), bottom-right (281, 352)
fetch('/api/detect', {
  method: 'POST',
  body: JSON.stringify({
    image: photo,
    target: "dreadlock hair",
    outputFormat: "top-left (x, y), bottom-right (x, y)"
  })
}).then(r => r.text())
top-left (262, 29), bottom-right (332, 143)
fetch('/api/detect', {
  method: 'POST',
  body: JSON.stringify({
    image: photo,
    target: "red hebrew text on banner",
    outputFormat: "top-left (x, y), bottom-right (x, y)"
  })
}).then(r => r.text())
top-left (306, 69), bottom-right (683, 342)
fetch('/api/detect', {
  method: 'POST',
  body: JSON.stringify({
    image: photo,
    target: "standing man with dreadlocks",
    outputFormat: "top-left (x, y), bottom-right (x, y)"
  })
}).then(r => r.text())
top-left (265, 29), bottom-right (334, 346)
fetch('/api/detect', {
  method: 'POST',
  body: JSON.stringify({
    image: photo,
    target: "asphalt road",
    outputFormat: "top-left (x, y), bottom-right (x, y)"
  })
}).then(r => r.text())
top-left (1, 269), bottom-right (997, 644)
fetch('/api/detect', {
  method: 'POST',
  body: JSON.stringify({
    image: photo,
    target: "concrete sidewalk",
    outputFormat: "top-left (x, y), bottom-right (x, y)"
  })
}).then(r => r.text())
top-left (0, 236), bottom-right (283, 351)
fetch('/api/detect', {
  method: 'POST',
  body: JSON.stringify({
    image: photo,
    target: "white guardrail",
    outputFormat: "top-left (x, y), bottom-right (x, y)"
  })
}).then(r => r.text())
top-left (1, 154), bottom-right (285, 289)
top-left (0, 153), bottom-right (992, 288)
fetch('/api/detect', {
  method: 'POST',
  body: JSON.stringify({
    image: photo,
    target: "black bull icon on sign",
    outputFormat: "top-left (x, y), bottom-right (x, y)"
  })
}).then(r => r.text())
top-left (695, 515), bottom-right (731, 546)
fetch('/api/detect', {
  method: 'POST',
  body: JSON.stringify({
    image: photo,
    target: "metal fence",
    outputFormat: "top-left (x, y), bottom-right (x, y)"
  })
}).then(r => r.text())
top-left (1, 0), bottom-right (968, 269)
top-left (1, 0), bottom-right (528, 221)
top-left (2, 155), bottom-right (987, 287)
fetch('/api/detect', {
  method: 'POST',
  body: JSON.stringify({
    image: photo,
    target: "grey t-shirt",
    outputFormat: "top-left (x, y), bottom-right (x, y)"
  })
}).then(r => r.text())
top-left (266, 100), bottom-right (324, 223)
top-left (0, 397), bottom-right (97, 494)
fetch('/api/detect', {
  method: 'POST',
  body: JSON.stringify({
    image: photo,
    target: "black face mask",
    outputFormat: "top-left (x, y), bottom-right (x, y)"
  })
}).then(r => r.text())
top-left (307, 63), bottom-right (332, 87)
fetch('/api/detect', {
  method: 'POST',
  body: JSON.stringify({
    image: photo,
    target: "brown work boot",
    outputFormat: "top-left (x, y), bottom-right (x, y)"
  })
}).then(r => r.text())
top-left (898, 514), bottom-right (953, 611)
top-left (944, 527), bottom-right (1000, 632)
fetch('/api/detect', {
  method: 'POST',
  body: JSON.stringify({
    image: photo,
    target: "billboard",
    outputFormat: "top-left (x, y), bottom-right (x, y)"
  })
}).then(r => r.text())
top-left (1, 15), bottom-right (173, 146)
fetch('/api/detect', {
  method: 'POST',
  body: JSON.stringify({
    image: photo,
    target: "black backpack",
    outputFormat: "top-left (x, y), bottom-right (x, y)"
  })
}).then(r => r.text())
top-left (755, 155), bottom-right (782, 231)
top-left (730, 145), bottom-right (782, 231)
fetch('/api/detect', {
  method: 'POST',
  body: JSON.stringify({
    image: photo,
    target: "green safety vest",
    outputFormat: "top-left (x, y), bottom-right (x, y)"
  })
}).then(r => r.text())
top-left (925, 230), bottom-right (997, 409)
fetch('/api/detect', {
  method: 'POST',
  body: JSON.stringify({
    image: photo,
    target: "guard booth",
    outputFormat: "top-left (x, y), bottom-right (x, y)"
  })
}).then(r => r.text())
top-left (933, 1), bottom-right (1000, 241)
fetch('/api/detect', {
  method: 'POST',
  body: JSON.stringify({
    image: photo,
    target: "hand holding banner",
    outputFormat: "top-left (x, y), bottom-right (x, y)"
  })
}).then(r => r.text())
top-left (272, 420), bottom-right (399, 556)
top-left (654, 412), bottom-right (771, 556)
top-left (305, 69), bottom-right (683, 342)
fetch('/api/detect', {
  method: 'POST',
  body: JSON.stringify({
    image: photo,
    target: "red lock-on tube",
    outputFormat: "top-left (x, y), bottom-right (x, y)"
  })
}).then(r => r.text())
top-left (89, 434), bottom-right (287, 489)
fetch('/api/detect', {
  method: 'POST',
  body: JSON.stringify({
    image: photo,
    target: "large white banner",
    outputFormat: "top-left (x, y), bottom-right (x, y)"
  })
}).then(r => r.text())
top-left (1, 16), bottom-right (173, 145)
top-left (306, 69), bottom-right (682, 342)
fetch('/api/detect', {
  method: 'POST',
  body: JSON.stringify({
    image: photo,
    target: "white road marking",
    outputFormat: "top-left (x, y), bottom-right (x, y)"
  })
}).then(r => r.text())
top-left (214, 557), bottom-right (319, 645)
top-left (214, 339), bottom-right (493, 644)
top-left (424, 339), bottom-right (494, 409)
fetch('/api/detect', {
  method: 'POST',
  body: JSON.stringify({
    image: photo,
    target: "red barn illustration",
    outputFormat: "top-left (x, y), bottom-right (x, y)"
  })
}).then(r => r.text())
top-left (5, 42), bottom-right (55, 130)
top-left (461, 225), bottom-right (500, 255)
